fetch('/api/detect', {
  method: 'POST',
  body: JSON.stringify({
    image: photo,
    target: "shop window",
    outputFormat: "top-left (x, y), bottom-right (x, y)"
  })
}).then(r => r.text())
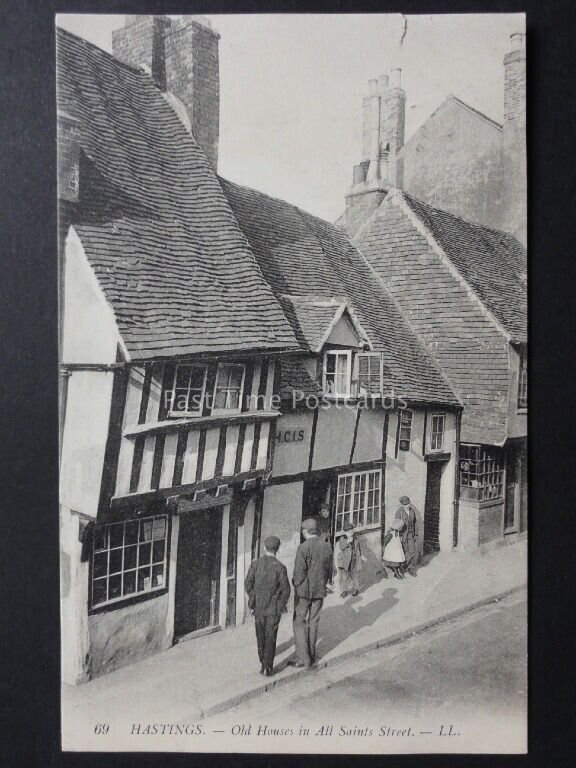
top-left (517, 346), bottom-right (527, 410)
top-left (459, 444), bottom-right (504, 502)
top-left (212, 363), bottom-right (246, 413)
top-left (91, 515), bottom-right (168, 609)
top-left (165, 364), bottom-right (207, 417)
top-left (335, 469), bottom-right (381, 532)
top-left (430, 413), bottom-right (445, 451)
top-left (356, 352), bottom-right (382, 395)
top-left (399, 409), bottom-right (413, 451)
top-left (323, 350), bottom-right (352, 397)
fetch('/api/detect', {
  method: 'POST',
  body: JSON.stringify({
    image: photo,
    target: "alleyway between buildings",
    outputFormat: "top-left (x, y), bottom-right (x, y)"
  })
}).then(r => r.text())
top-left (62, 539), bottom-right (526, 751)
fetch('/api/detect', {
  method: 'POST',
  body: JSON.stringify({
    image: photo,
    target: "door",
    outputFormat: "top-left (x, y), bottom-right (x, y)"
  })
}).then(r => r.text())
top-left (302, 477), bottom-right (333, 542)
top-left (174, 507), bottom-right (223, 639)
top-left (424, 462), bottom-right (443, 553)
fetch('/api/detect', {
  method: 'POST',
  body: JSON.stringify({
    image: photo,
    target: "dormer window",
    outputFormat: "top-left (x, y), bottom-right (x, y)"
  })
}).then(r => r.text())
top-left (356, 352), bottom-right (382, 395)
top-left (323, 350), bottom-right (352, 397)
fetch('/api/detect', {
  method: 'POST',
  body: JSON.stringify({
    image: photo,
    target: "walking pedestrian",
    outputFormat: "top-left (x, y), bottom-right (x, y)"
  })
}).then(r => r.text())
top-left (395, 496), bottom-right (420, 576)
top-left (382, 519), bottom-right (406, 579)
top-left (289, 518), bottom-right (333, 668)
top-left (335, 521), bottom-right (365, 597)
top-left (244, 535), bottom-right (291, 676)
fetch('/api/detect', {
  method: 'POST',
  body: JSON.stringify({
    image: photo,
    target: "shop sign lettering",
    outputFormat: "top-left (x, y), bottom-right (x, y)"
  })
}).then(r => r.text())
top-left (276, 428), bottom-right (305, 444)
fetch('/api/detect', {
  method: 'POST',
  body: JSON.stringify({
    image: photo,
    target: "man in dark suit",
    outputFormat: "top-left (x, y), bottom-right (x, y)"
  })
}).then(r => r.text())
top-left (289, 518), bottom-right (333, 668)
top-left (244, 535), bottom-right (291, 676)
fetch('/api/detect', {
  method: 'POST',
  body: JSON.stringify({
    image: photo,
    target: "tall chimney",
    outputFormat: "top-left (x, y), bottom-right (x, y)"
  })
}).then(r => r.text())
top-left (112, 15), bottom-right (221, 171)
top-left (501, 32), bottom-right (526, 245)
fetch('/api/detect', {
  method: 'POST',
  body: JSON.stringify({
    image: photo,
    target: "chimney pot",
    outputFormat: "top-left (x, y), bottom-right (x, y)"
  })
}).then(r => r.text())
top-left (510, 32), bottom-right (525, 51)
top-left (368, 79), bottom-right (378, 96)
top-left (378, 74), bottom-right (389, 91)
top-left (390, 68), bottom-right (402, 89)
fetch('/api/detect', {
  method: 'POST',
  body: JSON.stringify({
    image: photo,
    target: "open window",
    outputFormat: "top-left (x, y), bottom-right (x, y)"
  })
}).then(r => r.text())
top-left (355, 352), bottom-right (383, 396)
top-left (323, 350), bottom-right (352, 397)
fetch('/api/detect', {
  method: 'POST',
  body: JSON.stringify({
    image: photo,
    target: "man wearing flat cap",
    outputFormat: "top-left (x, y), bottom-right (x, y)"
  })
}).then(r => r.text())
top-left (289, 518), bottom-right (333, 668)
top-left (245, 535), bottom-right (291, 676)
top-left (395, 495), bottom-right (420, 576)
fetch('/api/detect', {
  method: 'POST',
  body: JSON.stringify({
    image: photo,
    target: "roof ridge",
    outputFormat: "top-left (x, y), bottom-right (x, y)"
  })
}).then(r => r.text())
top-left (446, 93), bottom-right (503, 130)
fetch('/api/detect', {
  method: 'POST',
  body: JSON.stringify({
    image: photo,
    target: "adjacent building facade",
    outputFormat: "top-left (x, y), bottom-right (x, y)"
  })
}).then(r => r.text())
top-left (58, 17), bottom-right (463, 685)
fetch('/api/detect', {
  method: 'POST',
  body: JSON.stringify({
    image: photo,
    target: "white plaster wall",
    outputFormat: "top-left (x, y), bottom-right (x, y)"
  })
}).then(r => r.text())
top-left (312, 406), bottom-right (358, 470)
top-left (62, 227), bottom-right (123, 365)
top-left (60, 370), bottom-right (115, 518)
top-left (352, 408), bottom-right (385, 463)
top-left (272, 412), bottom-right (313, 477)
top-left (60, 505), bottom-right (90, 685)
top-left (262, 482), bottom-right (303, 590)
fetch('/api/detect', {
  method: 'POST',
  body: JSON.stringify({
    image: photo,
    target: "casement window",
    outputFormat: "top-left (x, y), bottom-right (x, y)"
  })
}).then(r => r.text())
top-left (399, 409), bottom-right (413, 451)
top-left (517, 347), bottom-right (528, 410)
top-left (430, 413), bottom-right (446, 451)
top-left (91, 515), bottom-right (168, 609)
top-left (323, 350), bottom-right (352, 397)
top-left (212, 363), bottom-right (246, 413)
top-left (460, 444), bottom-right (504, 502)
top-left (356, 352), bottom-right (383, 396)
top-left (335, 469), bottom-right (381, 532)
top-left (166, 364), bottom-right (208, 417)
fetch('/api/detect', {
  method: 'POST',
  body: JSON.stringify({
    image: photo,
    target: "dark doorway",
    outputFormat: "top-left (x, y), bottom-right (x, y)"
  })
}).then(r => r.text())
top-left (424, 462), bottom-right (443, 553)
top-left (302, 477), bottom-right (332, 542)
top-left (174, 507), bottom-right (223, 639)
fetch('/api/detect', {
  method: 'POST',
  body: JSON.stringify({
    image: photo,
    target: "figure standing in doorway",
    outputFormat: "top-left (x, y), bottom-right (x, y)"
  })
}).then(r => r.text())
top-left (290, 518), bottom-right (333, 668)
top-left (395, 495), bottom-right (420, 576)
top-left (244, 536), bottom-right (291, 676)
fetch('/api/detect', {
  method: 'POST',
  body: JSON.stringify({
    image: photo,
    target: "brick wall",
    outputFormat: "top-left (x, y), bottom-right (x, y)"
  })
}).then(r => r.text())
top-left (399, 97), bottom-right (503, 230)
top-left (500, 44), bottom-right (527, 245)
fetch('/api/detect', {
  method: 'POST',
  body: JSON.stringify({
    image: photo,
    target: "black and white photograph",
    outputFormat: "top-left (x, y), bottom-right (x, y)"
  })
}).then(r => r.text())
top-left (56, 11), bottom-right (527, 753)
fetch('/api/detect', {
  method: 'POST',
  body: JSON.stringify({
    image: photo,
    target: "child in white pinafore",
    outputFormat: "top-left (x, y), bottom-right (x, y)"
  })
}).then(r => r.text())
top-left (382, 519), bottom-right (406, 579)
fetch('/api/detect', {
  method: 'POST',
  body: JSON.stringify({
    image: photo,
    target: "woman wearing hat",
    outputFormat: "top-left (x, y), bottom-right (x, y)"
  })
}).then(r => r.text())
top-left (395, 495), bottom-right (420, 577)
top-left (335, 521), bottom-right (365, 597)
top-left (382, 519), bottom-right (406, 579)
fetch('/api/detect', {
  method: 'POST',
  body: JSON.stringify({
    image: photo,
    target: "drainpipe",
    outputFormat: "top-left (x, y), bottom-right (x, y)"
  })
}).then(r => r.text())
top-left (452, 408), bottom-right (462, 548)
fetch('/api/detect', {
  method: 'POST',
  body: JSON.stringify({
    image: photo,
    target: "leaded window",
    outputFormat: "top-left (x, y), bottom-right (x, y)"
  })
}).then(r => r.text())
top-left (335, 469), bottom-right (381, 532)
top-left (459, 444), bottom-right (504, 502)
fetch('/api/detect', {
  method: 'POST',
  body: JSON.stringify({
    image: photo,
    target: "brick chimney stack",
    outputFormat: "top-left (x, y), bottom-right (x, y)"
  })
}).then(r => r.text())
top-left (112, 15), bottom-right (221, 170)
top-left (501, 32), bottom-right (526, 245)
top-left (344, 69), bottom-right (406, 236)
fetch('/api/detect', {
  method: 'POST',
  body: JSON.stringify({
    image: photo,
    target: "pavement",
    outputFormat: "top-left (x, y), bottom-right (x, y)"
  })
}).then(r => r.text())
top-left (62, 538), bottom-right (527, 748)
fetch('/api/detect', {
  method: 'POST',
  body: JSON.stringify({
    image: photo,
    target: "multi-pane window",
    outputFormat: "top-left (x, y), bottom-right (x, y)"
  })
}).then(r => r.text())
top-left (212, 363), bottom-right (246, 412)
top-left (167, 364), bottom-right (207, 416)
top-left (399, 409), bottom-right (413, 451)
top-left (459, 444), bottom-right (504, 502)
top-left (91, 515), bottom-right (168, 608)
top-left (335, 469), bottom-right (381, 532)
top-left (356, 353), bottom-right (382, 395)
top-left (430, 413), bottom-right (445, 451)
top-left (517, 347), bottom-right (527, 410)
top-left (323, 350), bottom-right (352, 397)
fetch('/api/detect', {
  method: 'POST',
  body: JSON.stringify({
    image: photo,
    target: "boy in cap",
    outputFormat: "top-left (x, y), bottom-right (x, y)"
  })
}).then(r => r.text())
top-left (335, 521), bottom-right (365, 597)
top-left (395, 495), bottom-right (420, 576)
top-left (245, 535), bottom-right (291, 676)
top-left (289, 518), bottom-right (333, 668)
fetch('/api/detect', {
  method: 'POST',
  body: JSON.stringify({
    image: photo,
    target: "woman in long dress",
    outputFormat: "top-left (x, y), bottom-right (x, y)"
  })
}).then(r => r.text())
top-left (382, 519), bottom-right (406, 579)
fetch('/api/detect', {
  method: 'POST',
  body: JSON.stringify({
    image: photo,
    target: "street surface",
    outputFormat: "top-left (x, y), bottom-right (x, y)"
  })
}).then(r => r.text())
top-left (207, 590), bottom-right (527, 751)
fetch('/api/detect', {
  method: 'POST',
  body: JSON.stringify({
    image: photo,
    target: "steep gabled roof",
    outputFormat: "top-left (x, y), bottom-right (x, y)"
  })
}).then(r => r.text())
top-left (57, 27), bottom-right (298, 360)
top-left (398, 191), bottom-right (527, 341)
top-left (279, 295), bottom-right (370, 353)
top-left (220, 178), bottom-right (460, 406)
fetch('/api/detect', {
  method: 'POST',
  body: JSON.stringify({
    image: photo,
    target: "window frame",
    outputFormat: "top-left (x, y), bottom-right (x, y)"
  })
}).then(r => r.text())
top-left (166, 363), bottom-right (208, 418)
top-left (459, 444), bottom-right (505, 503)
top-left (517, 346), bottom-right (528, 411)
top-left (90, 514), bottom-right (169, 611)
top-left (430, 413), bottom-right (446, 452)
top-left (398, 408), bottom-right (413, 452)
top-left (335, 468), bottom-right (382, 533)
top-left (211, 363), bottom-right (247, 415)
top-left (322, 349), bottom-right (353, 398)
top-left (355, 352), bottom-right (383, 397)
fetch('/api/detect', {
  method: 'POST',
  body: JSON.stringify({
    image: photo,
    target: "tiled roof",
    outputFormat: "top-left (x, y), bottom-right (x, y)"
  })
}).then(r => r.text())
top-left (280, 295), bottom-right (356, 353)
top-left (400, 191), bottom-right (527, 341)
top-left (220, 178), bottom-right (459, 406)
top-left (278, 358), bottom-right (322, 401)
top-left (57, 28), bottom-right (298, 360)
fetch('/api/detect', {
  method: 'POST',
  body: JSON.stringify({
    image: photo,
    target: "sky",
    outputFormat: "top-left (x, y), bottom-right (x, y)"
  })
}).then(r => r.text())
top-left (56, 13), bottom-right (524, 222)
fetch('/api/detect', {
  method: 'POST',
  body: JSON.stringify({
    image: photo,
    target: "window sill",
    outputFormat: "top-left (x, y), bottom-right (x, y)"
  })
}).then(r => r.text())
top-left (124, 410), bottom-right (280, 438)
top-left (336, 522), bottom-right (382, 537)
top-left (89, 586), bottom-right (168, 615)
top-left (516, 407), bottom-right (527, 414)
top-left (424, 451), bottom-right (451, 462)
